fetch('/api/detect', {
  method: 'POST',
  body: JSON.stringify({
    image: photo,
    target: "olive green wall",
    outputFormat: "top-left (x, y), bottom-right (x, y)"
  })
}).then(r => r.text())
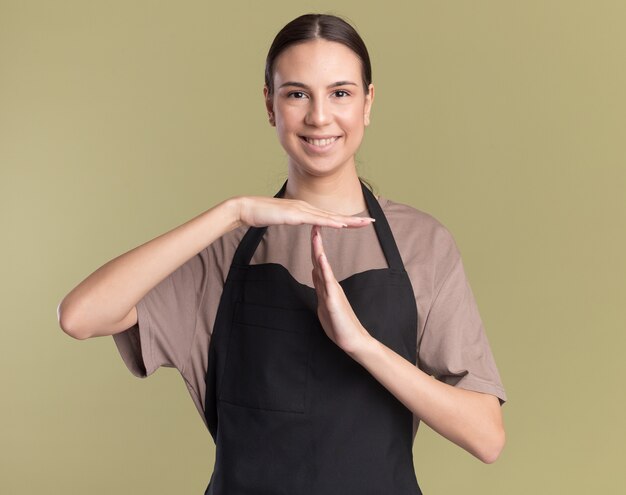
top-left (2, 1), bottom-right (624, 493)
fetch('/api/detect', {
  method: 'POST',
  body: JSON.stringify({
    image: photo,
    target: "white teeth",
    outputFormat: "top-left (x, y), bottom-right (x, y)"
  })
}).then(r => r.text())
top-left (304, 136), bottom-right (338, 146)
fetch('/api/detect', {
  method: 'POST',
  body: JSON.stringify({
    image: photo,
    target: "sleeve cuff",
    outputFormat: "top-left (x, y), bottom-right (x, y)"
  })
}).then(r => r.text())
top-left (112, 298), bottom-right (157, 378)
top-left (443, 374), bottom-right (508, 406)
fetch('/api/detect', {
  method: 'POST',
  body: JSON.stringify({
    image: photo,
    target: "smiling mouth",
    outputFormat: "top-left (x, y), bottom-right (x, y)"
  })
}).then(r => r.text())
top-left (299, 135), bottom-right (341, 148)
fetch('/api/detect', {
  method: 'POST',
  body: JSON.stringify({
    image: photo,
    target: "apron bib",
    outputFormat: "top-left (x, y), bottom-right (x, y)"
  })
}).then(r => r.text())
top-left (204, 179), bottom-right (423, 494)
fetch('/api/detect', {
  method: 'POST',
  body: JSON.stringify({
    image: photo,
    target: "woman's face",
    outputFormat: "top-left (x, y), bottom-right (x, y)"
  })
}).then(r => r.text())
top-left (264, 39), bottom-right (374, 179)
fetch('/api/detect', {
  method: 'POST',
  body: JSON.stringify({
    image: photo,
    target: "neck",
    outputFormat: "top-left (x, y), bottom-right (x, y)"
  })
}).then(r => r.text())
top-left (283, 166), bottom-right (369, 216)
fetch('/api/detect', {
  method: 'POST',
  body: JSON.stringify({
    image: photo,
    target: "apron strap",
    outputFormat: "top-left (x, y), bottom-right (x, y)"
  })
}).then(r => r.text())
top-left (231, 179), bottom-right (405, 271)
top-left (230, 181), bottom-right (287, 267)
top-left (360, 180), bottom-right (405, 271)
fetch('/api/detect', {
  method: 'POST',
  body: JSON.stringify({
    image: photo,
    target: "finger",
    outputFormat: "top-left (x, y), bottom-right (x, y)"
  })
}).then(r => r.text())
top-left (314, 232), bottom-right (337, 291)
top-left (312, 264), bottom-right (325, 297)
top-left (313, 225), bottom-right (325, 265)
top-left (311, 260), bottom-right (324, 298)
top-left (310, 214), bottom-right (375, 229)
top-left (300, 213), bottom-right (363, 229)
top-left (318, 250), bottom-right (333, 283)
top-left (310, 225), bottom-right (318, 268)
top-left (293, 202), bottom-right (375, 229)
top-left (342, 217), bottom-right (376, 228)
top-left (311, 227), bottom-right (329, 296)
top-left (312, 227), bottom-right (325, 280)
top-left (318, 252), bottom-right (338, 300)
top-left (305, 203), bottom-right (375, 226)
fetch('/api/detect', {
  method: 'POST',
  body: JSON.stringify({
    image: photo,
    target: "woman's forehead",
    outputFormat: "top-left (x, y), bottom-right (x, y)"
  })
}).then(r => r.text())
top-left (273, 39), bottom-right (362, 85)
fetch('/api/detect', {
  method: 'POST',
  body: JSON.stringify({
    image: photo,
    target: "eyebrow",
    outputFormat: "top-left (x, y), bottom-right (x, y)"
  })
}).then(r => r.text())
top-left (278, 80), bottom-right (358, 90)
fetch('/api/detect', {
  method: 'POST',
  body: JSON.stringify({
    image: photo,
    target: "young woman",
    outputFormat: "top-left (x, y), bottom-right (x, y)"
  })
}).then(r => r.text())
top-left (59, 13), bottom-right (507, 494)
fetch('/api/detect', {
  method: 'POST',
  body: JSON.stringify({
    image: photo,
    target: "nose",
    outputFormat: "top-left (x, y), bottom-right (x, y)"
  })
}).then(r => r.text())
top-left (305, 96), bottom-right (331, 127)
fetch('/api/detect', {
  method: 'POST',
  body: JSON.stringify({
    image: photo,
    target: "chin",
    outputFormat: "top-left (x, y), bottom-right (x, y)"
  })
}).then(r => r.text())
top-left (288, 157), bottom-right (353, 178)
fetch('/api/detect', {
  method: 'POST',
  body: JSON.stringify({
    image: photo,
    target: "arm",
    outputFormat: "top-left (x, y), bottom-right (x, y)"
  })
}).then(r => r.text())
top-left (57, 198), bottom-right (241, 340)
top-left (310, 225), bottom-right (505, 463)
top-left (58, 196), bottom-right (372, 340)
top-left (347, 336), bottom-right (505, 463)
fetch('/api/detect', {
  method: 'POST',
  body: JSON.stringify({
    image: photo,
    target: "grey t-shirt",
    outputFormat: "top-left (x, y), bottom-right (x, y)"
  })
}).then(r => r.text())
top-left (113, 195), bottom-right (507, 443)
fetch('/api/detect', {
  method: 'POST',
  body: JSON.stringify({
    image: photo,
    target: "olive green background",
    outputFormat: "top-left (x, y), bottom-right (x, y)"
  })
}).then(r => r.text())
top-left (1, 1), bottom-right (624, 493)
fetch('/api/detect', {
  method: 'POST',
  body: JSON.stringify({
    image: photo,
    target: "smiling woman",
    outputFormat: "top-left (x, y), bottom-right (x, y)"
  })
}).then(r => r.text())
top-left (264, 37), bottom-right (374, 188)
top-left (57, 12), bottom-right (507, 495)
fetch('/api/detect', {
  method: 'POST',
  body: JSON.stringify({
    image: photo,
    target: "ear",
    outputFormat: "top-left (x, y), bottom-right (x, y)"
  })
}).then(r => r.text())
top-left (263, 85), bottom-right (275, 127)
top-left (363, 83), bottom-right (374, 127)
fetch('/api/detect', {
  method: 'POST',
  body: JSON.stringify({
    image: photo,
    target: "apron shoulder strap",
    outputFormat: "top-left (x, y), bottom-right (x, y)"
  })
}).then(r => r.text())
top-left (230, 181), bottom-right (286, 266)
top-left (360, 180), bottom-right (405, 271)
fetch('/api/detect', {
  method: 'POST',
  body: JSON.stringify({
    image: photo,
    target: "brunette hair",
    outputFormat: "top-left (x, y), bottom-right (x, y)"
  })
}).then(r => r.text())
top-left (264, 13), bottom-right (372, 97)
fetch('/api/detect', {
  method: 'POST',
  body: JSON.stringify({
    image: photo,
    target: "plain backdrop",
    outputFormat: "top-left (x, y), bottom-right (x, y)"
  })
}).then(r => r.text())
top-left (1, 1), bottom-right (625, 493)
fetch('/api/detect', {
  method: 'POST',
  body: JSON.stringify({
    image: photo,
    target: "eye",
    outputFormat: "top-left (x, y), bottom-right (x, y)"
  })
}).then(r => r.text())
top-left (287, 91), bottom-right (307, 99)
top-left (334, 90), bottom-right (350, 98)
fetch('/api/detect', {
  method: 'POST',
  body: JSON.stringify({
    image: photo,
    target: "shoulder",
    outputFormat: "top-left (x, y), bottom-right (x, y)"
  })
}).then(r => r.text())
top-left (378, 195), bottom-right (460, 263)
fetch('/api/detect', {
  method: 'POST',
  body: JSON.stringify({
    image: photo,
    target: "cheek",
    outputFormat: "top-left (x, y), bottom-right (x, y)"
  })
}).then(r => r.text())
top-left (276, 104), bottom-right (305, 128)
top-left (275, 118), bottom-right (297, 147)
top-left (341, 109), bottom-right (366, 134)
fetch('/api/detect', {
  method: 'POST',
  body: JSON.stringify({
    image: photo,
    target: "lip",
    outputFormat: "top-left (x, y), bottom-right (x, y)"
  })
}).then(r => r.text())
top-left (300, 134), bottom-right (341, 139)
top-left (299, 135), bottom-right (342, 154)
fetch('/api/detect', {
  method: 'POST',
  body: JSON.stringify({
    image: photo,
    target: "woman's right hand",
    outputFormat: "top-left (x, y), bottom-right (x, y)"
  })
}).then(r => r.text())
top-left (58, 194), bottom-right (374, 340)
top-left (234, 196), bottom-right (375, 229)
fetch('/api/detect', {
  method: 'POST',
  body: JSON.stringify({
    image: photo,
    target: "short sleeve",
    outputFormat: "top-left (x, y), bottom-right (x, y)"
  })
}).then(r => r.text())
top-left (418, 240), bottom-right (507, 405)
top-left (112, 250), bottom-right (209, 378)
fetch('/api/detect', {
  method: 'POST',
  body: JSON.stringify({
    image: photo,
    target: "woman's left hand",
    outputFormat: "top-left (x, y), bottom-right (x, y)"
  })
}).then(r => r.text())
top-left (310, 225), bottom-right (372, 354)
